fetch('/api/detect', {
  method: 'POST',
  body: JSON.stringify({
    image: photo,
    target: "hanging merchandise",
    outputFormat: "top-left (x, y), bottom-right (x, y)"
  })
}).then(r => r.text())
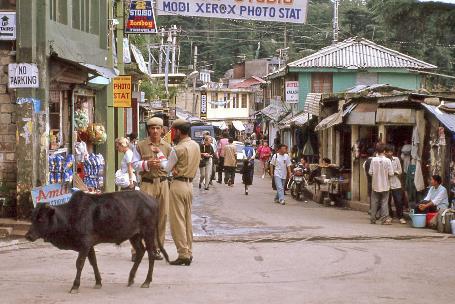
top-left (83, 153), bottom-right (105, 191)
top-left (439, 127), bottom-right (446, 146)
top-left (48, 154), bottom-right (75, 184)
top-left (86, 123), bottom-right (107, 145)
top-left (74, 109), bottom-right (89, 131)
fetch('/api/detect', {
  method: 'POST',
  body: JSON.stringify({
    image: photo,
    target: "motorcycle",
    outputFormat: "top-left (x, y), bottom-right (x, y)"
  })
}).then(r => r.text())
top-left (288, 165), bottom-right (308, 201)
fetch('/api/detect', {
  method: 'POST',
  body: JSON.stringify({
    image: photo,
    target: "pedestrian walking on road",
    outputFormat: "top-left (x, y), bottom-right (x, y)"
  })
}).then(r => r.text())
top-left (132, 117), bottom-right (171, 261)
top-left (159, 119), bottom-right (201, 266)
top-left (217, 132), bottom-right (229, 184)
top-left (257, 141), bottom-right (272, 178)
top-left (115, 137), bottom-right (137, 190)
top-left (242, 139), bottom-right (256, 195)
top-left (385, 145), bottom-right (406, 224)
top-left (223, 138), bottom-right (237, 187)
top-left (199, 135), bottom-right (215, 190)
top-left (270, 144), bottom-right (292, 205)
top-left (369, 143), bottom-right (394, 225)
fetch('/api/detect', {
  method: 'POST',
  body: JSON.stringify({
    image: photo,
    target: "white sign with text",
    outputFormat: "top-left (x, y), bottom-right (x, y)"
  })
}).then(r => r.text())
top-left (285, 81), bottom-right (299, 104)
top-left (8, 63), bottom-right (39, 89)
top-left (157, 0), bottom-right (308, 24)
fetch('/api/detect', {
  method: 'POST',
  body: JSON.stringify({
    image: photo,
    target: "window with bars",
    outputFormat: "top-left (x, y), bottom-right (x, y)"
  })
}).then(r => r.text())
top-left (211, 92), bottom-right (217, 109)
top-left (72, 0), bottom-right (100, 34)
top-left (241, 94), bottom-right (248, 108)
top-left (50, 0), bottom-right (68, 24)
top-left (311, 73), bottom-right (333, 93)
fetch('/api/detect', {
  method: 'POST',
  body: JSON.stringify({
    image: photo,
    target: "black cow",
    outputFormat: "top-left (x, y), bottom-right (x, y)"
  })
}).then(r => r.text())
top-left (25, 190), bottom-right (169, 293)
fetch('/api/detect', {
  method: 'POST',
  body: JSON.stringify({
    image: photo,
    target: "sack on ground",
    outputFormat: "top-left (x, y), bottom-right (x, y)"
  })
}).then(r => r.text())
top-left (437, 209), bottom-right (455, 234)
top-left (115, 169), bottom-right (130, 188)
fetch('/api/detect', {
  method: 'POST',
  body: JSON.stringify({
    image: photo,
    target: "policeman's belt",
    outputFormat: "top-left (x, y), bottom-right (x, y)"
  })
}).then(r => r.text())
top-left (142, 176), bottom-right (168, 184)
top-left (173, 176), bottom-right (193, 182)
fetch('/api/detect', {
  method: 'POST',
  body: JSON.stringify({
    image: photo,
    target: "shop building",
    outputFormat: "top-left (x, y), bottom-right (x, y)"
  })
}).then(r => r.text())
top-left (0, 0), bottom-right (124, 218)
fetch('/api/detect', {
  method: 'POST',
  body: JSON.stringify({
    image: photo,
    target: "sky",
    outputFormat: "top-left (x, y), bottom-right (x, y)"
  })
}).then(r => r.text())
top-left (419, 0), bottom-right (455, 3)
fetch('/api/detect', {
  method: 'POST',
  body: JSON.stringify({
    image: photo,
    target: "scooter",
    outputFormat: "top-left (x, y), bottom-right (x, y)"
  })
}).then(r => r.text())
top-left (288, 165), bottom-right (308, 201)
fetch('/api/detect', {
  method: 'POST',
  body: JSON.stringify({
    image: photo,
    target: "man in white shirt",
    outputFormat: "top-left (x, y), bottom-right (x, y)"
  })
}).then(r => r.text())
top-left (416, 175), bottom-right (449, 213)
top-left (270, 144), bottom-right (292, 205)
top-left (385, 146), bottom-right (406, 224)
top-left (369, 144), bottom-right (394, 225)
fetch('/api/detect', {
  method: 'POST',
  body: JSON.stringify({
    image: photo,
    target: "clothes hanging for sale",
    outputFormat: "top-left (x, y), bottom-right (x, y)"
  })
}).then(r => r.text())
top-left (406, 164), bottom-right (417, 204)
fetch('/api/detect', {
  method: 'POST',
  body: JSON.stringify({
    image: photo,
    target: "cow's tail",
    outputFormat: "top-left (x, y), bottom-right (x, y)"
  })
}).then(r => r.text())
top-left (156, 218), bottom-right (170, 263)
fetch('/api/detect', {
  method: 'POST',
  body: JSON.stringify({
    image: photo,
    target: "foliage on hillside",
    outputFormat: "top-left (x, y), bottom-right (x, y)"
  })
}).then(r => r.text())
top-left (132, 0), bottom-right (455, 89)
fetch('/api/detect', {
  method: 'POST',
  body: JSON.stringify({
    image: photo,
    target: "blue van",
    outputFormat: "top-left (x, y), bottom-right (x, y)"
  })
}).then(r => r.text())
top-left (190, 125), bottom-right (215, 143)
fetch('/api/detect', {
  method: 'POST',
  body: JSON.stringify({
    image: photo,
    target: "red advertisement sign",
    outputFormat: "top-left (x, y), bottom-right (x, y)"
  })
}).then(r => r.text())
top-left (125, 0), bottom-right (157, 34)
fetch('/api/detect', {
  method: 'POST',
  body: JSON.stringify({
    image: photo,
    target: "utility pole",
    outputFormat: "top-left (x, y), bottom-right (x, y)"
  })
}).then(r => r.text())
top-left (333, 0), bottom-right (339, 44)
top-left (158, 28), bottom-right (165, 74)
top-left (284, 23), bottom-right (287, 48)
top-left (171, 25), bottom-right (177, 74)
top-left (192, 45), bottom-right (198, 116)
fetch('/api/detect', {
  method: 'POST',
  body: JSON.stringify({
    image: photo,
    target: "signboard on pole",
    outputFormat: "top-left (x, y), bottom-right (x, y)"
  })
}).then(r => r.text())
top-left (285, 81), bottom-right (299, 104)
top-left (156, 0), bottom-right (308, 24)
top-left (113, 76), bottom-right (132, 108)
top-left (200, 93), bottom-right (207, 119)
top-left (0, 12), bottom-right (16, 40)
top-left (125, 0), bottom-right (157, 34)
top-left (8, 63), bottom-right (39, 89)
top-left (31, 184), bottom-right (73, 207)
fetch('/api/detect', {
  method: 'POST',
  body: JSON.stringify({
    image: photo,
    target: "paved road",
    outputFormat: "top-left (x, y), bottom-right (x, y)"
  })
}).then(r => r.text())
top-left (1, 173), bottom-right (455, 303)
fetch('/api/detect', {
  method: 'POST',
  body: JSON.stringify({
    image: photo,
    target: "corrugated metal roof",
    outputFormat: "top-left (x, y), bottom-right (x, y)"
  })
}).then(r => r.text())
top-left (315, 111), bottom-right (342, 131)
top-left (422, 104), bottom-right (455, 132)
top-left (289, 37), bottom-right (437, 70)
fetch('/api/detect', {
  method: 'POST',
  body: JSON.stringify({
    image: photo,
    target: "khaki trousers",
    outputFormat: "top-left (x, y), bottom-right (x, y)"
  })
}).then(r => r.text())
top-left (140, 179), bottom-right (169, 246)
top-left (169, 180), bottom-right (193, 259)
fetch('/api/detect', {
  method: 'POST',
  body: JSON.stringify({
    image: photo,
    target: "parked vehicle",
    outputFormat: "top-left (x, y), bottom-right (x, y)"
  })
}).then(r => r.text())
top-left (190, 125), bottom-right (215, 143)
top-left (287, 162), bottom-right (309, 201)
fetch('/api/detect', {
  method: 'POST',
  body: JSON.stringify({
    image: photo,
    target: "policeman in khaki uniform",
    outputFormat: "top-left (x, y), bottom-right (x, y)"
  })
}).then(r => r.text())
top-left (132, 117), bottom-right (171, 261)
top-left (159, 119), bottom-right (200, 266)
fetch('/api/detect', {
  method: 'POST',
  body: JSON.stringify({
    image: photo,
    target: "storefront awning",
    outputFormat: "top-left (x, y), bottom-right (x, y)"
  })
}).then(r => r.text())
top-left (422, 104), bottom-right (455, 132)
top-left (79, 63), bottom-right (119, 79)
top-left (304, 93), bottom-right (322, 116)
top-left (210, 121), bottom-right (228, 130)
top-left (315, 111), bottom-right (342, 131)
top-left (232, 120), bottom-right (246, 131)
top-left (258, 103), bottom-right (289, 122)
top-left (280, 112), bottom-right (312, 129)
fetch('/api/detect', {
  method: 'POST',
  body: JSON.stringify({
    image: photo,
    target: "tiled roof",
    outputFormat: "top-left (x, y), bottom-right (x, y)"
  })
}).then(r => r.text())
top-left (289, 37), bottom-right (437, 70)
top-left (231, 76), bottom-right (266, 89)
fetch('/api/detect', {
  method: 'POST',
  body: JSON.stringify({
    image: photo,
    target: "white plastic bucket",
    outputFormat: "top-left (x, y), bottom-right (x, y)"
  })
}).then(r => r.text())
top-left (451, 220), bottom-right (455, 235)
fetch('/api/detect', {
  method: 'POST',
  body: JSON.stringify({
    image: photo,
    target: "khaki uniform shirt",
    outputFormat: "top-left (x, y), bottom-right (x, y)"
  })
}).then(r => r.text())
top-left (224, 144), bottom-right (237, 168)
top-left (173, 137), bottom-right (201, 178)
top-left (136, 138), bottom-right (171, 179)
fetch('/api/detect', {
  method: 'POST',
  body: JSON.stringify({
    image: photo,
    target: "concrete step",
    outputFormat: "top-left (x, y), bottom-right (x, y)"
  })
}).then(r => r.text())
top-left (0, 227), bottom-right (13, 238)
top-left (0, 218), bottom-right (31, 237)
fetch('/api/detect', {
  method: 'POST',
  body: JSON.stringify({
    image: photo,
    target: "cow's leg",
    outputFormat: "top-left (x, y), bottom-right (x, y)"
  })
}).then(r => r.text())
top-left (141, 229), bottom-right (157, 288)
top-left (70, 250), bottom-right (89, 294)
top-left (128, 234), bottom-right (145, 287)
top-left (87, 247), bottom-right (102, 289)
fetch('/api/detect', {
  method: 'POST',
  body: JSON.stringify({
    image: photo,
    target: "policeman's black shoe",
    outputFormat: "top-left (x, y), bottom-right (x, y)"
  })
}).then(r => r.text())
top-left (152, 250), bottom-right (163, 260)
top-left (169, 257), bottom-right (191, 266)
top-left (198, 183), bottom-right (201, 189)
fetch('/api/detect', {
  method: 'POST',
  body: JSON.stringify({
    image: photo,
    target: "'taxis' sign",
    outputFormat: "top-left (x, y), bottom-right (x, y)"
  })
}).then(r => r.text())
top-left (8, 63), bottom-right (39, 89)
